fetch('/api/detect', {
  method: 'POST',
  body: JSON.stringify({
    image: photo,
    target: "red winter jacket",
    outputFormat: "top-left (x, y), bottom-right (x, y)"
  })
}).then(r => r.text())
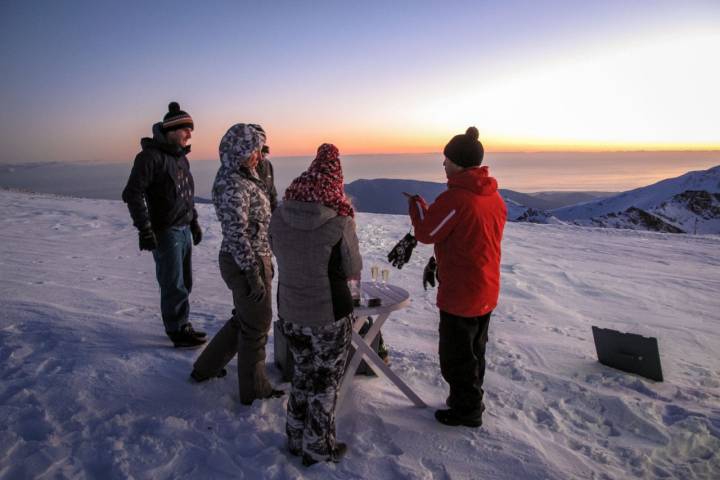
top-left (409, 166), bottom-right (506, 317)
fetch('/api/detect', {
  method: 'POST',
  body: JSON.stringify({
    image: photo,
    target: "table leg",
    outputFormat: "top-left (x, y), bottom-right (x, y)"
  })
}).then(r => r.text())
top-left (337, 313), bottom-right (427, 409)
top-left (351, 332), bottom-right (427, 408)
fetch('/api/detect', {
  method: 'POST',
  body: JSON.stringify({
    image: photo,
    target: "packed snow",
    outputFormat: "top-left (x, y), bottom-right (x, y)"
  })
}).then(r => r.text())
top-left (1, 189), bottom-right (719, 479)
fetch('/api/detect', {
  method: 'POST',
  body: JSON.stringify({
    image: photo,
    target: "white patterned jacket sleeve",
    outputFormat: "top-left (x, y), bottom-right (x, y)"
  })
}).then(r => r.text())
top-left (213, 173), bottom-right (260, 274)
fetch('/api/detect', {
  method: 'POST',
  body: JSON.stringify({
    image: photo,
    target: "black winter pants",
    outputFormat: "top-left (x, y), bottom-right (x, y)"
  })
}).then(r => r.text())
top-left (439, 310), bottom-right (492, 415)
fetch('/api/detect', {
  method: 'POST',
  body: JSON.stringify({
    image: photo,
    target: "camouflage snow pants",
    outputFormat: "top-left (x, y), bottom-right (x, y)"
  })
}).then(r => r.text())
top-left (280, 315), bottom-right (352, 462)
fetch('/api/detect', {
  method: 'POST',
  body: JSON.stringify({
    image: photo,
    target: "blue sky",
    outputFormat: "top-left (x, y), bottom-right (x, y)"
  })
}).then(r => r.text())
top-left (1, 0), bottom-right (718, 164)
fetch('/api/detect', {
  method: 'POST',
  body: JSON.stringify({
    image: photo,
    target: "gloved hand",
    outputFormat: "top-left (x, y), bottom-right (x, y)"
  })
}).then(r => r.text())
top-left (423, 256), bottom-right (438, 290)
top-left (387, 233), bottom-right (417, 269)
top-left (245, 269), bottom-right (266, 302)
top-left (138, 224), bottom-right (158, 251)
top-left (190, 220), bottom-right (203, 246)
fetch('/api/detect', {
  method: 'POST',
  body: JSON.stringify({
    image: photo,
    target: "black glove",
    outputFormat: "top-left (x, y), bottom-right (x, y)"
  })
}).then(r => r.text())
top-left (138, 224), bottom-right (158, 251)
top-left (387, 233), bottom-right (417, 269)
top-left (423, 256), bottom-right (438, 290)
top-left (245, 269), bottom-right (266, 303)
top-left (190, 221), bottom-right (202, 246)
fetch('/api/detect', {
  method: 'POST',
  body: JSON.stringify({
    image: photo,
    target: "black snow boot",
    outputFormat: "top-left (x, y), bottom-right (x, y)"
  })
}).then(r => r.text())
top-left (434, 408), bottom-right (483, 428)
top-left (190, 368), bottom-right (227, 382)
top-left (302, 443), bottom-right (348, 467)
top-left (168, 324), bottom-right (207, 348)
top-left (185, 322), bottom-right (207, 339)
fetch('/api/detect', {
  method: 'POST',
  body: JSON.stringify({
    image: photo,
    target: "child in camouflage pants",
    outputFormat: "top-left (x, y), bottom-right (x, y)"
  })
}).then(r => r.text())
top-left (281, 315), bottom-right (352, 464)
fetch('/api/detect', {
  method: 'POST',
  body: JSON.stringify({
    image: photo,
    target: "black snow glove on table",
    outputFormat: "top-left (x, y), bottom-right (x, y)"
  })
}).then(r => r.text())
top-left (423, 256), bottom-right (438, 290)
top-left (387, 233), bottom-right (417, 269)
top-left (190, 220), bottom-right (203, 246)
top-left (138, 224), bottom-right (158, 251)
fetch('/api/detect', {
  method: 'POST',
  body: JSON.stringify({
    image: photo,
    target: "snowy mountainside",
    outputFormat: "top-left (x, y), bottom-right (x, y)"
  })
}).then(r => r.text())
top-left (577, 191), bottom-right (720, 234)
top-left (1, 189), bottom-right (719, 479)
top-left (586, 207), bottom-right (685, 233)
top-left (503, 197), bottom-right (529, 221)
top-left (518, 165), bottom-right (720, 234)
top-left (551, 165), bottom-right (720, 221)
top-left (653, 190), bottom-right (720, 234)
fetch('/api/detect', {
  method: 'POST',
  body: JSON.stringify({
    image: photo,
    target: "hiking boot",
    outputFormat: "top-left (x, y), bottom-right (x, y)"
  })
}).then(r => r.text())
top-left (434, 408), bottom-right (482, 428)
top-left (190, 368), bottom-right (227, 382)
top-left (378, 338), bottom-right (390, 365)
top-left (331, 442), bottom-right (348, 462)
top-left (265, 388), bottom-right (285, 399)
top-left (240, 388), bottom-right (285, 406)
top-left (302, 443), bottom-right (348, 467)
top-left (288, 443), bottom-right (302, 457)
top-left (446, 395), bottom-right (485, 412)
top-left (185, 322), bottom-right (207, 339)
top-left (168, 324), bottom-right (207, 348)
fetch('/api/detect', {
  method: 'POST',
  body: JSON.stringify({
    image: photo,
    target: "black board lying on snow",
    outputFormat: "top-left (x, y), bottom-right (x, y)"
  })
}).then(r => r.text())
top-left (592, 326), bottom-right (664, 381)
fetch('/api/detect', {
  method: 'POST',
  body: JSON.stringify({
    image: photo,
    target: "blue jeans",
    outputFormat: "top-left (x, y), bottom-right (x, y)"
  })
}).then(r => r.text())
top-left (152, 226), bottom-right (192, 333)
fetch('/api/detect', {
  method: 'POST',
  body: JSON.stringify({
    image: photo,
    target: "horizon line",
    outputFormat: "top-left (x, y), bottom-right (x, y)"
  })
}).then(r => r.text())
top-left (7, 148), bottom-right (718, 165)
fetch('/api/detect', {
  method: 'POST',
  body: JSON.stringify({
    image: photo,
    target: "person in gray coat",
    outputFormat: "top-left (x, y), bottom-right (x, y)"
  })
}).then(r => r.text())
top-left (190, 123), bottom-right (283, 405)
top-left (269, 143), bottom-right (362, 466)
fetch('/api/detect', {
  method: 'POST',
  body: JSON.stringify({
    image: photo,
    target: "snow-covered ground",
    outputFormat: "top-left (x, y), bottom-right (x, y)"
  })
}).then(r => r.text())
top-left (1, 189), bottom-right (719, 480)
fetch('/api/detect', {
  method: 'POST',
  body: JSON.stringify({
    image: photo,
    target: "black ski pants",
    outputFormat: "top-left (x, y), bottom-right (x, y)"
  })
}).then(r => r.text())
top-left (439, 310), bottom-right (492, 415)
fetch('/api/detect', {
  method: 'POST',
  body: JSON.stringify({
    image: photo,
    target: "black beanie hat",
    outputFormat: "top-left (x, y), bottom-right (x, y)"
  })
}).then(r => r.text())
top-left (162, 102), bottom-right (194, 132)
top-left (443, 126), bottom-right (484, 168)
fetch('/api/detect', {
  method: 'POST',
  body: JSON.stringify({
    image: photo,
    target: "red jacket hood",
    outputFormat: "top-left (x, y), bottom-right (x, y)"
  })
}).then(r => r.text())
top-left (447, 166), bottom-right (498, 196)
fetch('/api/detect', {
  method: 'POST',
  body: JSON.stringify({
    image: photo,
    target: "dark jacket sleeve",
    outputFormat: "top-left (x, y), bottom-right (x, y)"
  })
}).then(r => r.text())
top-left (267, 161), bottom-right (278, 212)
top-left (122, 151), bottom-right (154, 230)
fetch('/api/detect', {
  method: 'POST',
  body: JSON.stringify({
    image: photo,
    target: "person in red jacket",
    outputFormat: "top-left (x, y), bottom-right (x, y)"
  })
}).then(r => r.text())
top-left (408, 127), bottom-right (507, 427)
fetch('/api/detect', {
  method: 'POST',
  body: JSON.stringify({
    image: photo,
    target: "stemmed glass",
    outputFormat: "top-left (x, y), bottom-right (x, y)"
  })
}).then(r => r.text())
top-left (371, 265), bottom-right (379, 286)
top-left (381, 268), bottom-right (390, 288)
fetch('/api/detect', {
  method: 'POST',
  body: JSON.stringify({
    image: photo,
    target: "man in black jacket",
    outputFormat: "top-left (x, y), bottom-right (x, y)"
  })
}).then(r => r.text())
top-left (122, 102), bottom-right (207, 348)
top-left (257, 144), bottom-right (278, 212)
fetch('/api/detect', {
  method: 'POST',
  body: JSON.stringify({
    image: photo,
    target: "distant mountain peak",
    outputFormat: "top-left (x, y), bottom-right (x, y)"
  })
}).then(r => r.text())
top-left (543, 166), bottom-right (720, 234)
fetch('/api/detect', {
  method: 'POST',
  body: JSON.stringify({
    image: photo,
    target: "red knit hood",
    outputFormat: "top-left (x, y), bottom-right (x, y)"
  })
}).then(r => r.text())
top-left (284, 143), bottom-right (354, 217)
top-left (447, 166), bottom-right (498, 196)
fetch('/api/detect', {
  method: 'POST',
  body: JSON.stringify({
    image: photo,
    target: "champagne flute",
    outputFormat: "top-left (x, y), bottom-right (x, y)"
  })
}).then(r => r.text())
top-left (381, 268), bottom-right (389, 287)
top-left (371, 265), bottom-right (379, 285)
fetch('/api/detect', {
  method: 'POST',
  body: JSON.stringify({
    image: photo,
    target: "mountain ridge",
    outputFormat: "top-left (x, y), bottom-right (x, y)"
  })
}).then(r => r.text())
top-left (345, 165), bottom-right (720, 234)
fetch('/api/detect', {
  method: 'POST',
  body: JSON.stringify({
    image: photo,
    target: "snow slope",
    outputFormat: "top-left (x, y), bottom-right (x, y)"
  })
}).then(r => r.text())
top-left (551, 165), bottom-right (720, 221)
top-left (1, 189), bottom-right (719, 479)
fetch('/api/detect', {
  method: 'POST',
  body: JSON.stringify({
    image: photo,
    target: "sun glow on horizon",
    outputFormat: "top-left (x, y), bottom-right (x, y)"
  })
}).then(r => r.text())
top-left (364, 27), bottom-right (720, 157)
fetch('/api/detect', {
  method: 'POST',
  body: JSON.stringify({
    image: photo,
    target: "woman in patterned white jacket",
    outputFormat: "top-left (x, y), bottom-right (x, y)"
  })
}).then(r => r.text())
top-left (191, 123), bottom-right (283, 406)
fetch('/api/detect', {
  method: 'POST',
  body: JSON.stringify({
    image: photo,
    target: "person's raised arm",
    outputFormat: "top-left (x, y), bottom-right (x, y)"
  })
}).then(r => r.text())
top-left (409, 192), bottom-right (459, 244)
